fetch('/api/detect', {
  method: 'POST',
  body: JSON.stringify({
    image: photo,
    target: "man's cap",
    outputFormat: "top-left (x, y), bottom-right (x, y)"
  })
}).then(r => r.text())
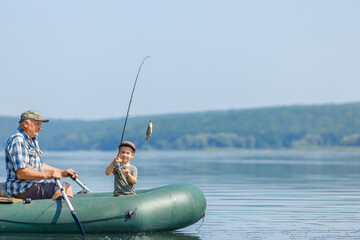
top-left (19, 110), bottom-right (49, 123)
top-left (119, 141), bottom-right (136, 152)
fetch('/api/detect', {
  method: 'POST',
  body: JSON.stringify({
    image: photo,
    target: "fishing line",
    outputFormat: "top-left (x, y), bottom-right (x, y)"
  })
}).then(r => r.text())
top-left (119, 55), bottom-right (150, 145)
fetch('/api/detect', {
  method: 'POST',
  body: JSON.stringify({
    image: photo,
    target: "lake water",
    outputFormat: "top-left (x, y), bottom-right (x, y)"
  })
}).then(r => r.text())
top-left (1, 150), bottom-right (360, 239)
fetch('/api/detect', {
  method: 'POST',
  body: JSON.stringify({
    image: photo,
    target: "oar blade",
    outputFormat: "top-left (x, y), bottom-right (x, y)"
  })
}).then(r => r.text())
top-left (71, 210), bottom-right (85, 236)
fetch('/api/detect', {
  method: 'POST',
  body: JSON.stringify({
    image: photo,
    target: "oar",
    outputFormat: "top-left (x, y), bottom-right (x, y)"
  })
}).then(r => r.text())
top-left (54, 179), bottom-right (85, 236)
top-left (68, 175), bottom-right (91, 193)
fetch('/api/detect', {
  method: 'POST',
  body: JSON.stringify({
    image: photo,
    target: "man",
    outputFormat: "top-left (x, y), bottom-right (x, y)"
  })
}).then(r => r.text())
top-left (5, 110), bottom-right (77, 200)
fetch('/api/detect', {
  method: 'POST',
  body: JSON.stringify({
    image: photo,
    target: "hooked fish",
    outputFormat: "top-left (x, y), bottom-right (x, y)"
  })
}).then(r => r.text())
top-left (145, 120), bottom-right (153, 142)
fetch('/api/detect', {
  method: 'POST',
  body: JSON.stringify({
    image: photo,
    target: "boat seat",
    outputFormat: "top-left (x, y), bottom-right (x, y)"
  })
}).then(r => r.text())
top-left (0, 182), bottom-right (23, 204)
top-left (0, 197), bottom-right (23, 204)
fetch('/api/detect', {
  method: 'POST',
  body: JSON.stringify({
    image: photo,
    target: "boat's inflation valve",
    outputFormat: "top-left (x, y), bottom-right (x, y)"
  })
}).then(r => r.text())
top-left (124, 210), bottom-right (136, 220)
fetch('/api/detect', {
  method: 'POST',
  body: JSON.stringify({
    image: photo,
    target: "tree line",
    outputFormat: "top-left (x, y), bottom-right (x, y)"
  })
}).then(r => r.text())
top-left (1, 102), bottom-right (360, 151)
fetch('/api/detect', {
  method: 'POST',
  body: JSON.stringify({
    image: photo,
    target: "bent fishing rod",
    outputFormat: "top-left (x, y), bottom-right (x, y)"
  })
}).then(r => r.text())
top-left (120, 55), bottom-right (150, 145)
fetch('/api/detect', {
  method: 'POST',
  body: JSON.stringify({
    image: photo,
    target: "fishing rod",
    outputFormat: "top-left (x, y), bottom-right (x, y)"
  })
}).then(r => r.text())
top-left (120, 56), bottom-right (150, 145)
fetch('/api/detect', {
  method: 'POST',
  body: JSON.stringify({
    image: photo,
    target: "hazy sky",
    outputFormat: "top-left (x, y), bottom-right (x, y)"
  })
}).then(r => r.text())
top-left (1, 1), bottom-right (359, 120)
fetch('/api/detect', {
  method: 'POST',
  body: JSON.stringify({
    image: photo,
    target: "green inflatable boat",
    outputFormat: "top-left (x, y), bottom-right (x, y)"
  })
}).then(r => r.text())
top-left (0, 183), bottom-right (206, 234)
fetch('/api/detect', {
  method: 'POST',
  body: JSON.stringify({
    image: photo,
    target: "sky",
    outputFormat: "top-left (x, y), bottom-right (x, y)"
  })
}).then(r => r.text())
top-left (1, 1), bottom-right (359, 120)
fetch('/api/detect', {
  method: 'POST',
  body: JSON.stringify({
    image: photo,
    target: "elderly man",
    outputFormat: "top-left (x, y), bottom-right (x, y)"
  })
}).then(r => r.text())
top-left (5, 110), bottom-right (77, 200)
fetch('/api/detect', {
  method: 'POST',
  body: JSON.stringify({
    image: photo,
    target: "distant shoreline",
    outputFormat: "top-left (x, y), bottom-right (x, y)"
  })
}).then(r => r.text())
top-left (2, 102), bottom-right (360, 151)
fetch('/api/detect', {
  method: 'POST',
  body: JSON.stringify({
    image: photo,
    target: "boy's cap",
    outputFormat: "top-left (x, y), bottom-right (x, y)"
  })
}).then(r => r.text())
top-left (119, 141), bottom-right (136, 152)
top-left (19, 110), bottom-right (49, 123)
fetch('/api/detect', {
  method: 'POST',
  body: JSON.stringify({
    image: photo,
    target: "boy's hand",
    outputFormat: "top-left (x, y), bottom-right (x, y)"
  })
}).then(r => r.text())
top-left (114, 156), bottom-right (122, 164)
top-left (123, 169), bottom-right (130, 176)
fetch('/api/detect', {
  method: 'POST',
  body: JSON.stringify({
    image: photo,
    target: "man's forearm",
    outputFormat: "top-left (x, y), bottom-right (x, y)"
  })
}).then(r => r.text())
top-left (17, 164), bottom-right (63, 180)
top-left (43, 163), bottom-right (60, 172)
top-left (16, 168), bottom-right (49, 180)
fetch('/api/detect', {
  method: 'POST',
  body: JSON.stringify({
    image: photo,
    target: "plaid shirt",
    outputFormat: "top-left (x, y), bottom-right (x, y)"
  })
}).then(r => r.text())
top-left (5, 127), bottom-right (44, 195)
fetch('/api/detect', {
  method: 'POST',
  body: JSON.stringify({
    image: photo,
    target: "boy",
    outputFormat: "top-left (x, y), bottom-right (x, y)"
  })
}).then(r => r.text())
top-left (105, 141), bottom-right (138, 196)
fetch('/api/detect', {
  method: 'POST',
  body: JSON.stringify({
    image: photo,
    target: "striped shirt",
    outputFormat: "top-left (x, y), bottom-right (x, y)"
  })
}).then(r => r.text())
top-left (5, 127), bottom-right (44, 195)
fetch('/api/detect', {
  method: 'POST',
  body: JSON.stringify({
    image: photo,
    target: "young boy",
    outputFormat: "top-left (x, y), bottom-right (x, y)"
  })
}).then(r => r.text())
top-left (105, 141), bottom-right (138, 196)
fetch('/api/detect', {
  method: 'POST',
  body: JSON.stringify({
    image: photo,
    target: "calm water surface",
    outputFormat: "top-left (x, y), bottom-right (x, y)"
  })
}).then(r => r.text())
top-left (1, 150), bottom-right (360, 240)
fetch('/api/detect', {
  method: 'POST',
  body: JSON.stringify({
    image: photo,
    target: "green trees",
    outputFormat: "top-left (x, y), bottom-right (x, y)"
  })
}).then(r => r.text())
top-left (2, 103), bottom-right (360, 150)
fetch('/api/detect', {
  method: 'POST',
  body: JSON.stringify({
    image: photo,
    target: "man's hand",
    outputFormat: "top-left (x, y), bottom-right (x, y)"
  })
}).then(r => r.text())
top-left (61, 169), bottom-right (78, 178)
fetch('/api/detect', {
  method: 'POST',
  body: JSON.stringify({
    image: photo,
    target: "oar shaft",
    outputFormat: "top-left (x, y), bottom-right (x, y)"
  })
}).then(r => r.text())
top-left (55, 179), bottom-right (85, 236)
top-left (69, 175), bottom-right (91, 193)
top-left (74, 178), bottom-right (91, 193)
top-left (55, 179), bottom-right (74, 210)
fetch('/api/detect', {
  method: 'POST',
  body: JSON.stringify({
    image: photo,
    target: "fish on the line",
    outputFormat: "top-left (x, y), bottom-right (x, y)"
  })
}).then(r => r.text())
top-left (145, 120), bottom-right (152, 142)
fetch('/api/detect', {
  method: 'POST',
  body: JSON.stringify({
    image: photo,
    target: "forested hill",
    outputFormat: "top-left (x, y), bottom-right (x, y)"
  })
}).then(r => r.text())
top-left (1, 102), bottom-right (360, 151)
